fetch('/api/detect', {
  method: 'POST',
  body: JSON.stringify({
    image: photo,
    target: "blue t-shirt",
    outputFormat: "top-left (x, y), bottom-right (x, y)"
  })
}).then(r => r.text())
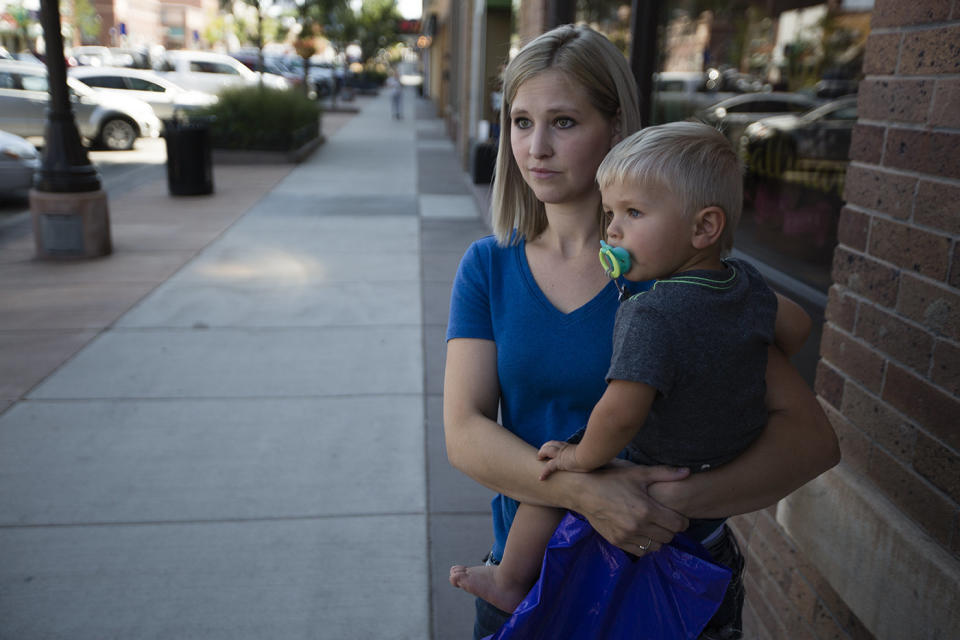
top-left (446, 235), bottom-right (649, 561)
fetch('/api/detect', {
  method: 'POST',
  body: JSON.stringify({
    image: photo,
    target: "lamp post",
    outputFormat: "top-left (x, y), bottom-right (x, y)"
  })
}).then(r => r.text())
top-left (30, 0), bottom-right (111, 258)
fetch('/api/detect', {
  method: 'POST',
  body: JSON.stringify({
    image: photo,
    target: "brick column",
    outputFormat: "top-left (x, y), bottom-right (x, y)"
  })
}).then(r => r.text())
top-left (731, 2), bottom-right (960, 638)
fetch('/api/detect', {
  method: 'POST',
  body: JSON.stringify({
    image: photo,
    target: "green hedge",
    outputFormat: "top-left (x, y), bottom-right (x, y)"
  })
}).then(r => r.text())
top-left (194, 86), bottom-right (321, 151)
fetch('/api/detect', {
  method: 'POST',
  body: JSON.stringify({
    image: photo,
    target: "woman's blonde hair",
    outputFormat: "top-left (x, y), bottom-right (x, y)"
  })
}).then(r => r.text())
top-left (596, 121), bottom-right (743, 255)
top-left (491, 24), bottom-right (641, 245)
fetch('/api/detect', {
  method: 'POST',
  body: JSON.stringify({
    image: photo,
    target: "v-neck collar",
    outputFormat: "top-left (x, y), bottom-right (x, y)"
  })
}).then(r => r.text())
top-left (516, 237), bottom-right (620, 321)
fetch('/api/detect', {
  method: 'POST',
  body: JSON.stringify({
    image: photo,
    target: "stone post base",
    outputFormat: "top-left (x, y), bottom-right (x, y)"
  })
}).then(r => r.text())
top-left (29, 189), bottom-right (112, 259)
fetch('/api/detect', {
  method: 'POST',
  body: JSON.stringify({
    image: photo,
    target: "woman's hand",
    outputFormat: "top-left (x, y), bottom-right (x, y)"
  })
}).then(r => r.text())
top-left (569, 461), bottom-right (691, 557)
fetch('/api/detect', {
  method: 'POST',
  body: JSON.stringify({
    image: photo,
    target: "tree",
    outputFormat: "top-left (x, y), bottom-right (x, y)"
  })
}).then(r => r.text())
top-left (356, 0), bottom-right (401, 65)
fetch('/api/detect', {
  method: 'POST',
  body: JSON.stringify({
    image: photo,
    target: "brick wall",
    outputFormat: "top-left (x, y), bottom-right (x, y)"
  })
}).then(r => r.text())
top-left (733, 1), bottom-right (960, 637)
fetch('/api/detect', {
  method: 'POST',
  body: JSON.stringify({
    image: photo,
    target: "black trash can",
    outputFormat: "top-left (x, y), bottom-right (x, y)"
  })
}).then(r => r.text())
top-left (164, 117), bottom-right (214, 196)
top-left (472, 141), bottom-right (497, 184)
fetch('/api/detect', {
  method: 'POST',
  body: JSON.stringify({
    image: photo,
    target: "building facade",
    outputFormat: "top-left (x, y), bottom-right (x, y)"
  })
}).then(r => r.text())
top-left (421, 0), bottom-right (960, 637)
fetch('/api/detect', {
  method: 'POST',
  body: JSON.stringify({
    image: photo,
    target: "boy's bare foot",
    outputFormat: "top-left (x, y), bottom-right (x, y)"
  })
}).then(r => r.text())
top-left (449, 564), bottom-right (528, 613)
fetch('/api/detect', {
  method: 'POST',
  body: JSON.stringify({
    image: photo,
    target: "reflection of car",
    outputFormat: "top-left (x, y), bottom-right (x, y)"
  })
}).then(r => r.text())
top-left (69, 66), bottom-right (217, 122)
top-left (0, 129), bottom-right (40, 193)
top-left (652, 71), bottom-right (736, 124)
top-left (157, 50), bottom-right (290, 95)
top-left (0, 60), bottom-right (161, 150)
top-left (697, 92), bottom-right (820, 146)
top-left (741, 96), bottom-right (858, 177)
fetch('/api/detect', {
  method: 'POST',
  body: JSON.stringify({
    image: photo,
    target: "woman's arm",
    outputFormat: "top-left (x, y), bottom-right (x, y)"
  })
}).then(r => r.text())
top-left (443, 338), bottom-right (690, 554)
top-left (649, 346), bottom-right (840, 518)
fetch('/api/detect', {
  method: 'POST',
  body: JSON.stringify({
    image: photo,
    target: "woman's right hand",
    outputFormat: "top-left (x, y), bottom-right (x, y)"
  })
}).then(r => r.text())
top-left (571, 461), bottom-right (691, 556)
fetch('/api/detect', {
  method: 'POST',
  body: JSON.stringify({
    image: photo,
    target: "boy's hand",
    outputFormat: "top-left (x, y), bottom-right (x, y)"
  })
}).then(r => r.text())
top-left (538, 440), bottom-right (586, 480)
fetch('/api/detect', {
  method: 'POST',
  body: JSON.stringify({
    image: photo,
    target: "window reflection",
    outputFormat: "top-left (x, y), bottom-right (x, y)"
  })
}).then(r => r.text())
top-left (646, 1), bottom-right (869, 294)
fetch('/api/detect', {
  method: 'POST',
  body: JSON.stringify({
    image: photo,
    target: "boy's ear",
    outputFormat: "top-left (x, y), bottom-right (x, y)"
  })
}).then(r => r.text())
top-left (691, 206), bottom-right (725, 249)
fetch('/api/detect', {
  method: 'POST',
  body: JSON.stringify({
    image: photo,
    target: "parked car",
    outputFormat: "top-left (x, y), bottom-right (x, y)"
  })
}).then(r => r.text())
top-left (0, 60), bottom-right (161, 151)
top-left (697, 92), bottom-right (821, 145)
top-left (156, 50), bottom-right (290, 95)
top-left (70, 45), bottom-right (114, 67)
top-left (69, 66), bottom-right (217, 122)
top-left (0, 129), bottom-right (40, 194)
top-left (741, 96), bottom-right (858, 180)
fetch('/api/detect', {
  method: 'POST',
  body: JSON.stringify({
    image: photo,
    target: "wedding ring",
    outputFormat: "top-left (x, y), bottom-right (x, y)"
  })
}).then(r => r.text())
top-left (638, 536), bottom-right (652, 551)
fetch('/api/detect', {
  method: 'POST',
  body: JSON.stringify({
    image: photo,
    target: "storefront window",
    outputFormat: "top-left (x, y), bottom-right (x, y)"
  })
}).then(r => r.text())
top-left (649, 1), bottom-right (871, 296)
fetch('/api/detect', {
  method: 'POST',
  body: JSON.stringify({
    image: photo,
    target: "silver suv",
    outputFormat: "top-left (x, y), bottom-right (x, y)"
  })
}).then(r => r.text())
top-left (0, 60), bottom-right (161, 150)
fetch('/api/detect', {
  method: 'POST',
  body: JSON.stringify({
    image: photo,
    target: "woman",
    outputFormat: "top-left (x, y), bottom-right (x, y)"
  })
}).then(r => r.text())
top-left (443, 25), bottom-right (839, 639)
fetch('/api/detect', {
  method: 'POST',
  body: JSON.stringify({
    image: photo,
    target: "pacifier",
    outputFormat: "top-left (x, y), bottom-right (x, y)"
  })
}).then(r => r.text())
top-left (599, 240), bottom-right (631, 279)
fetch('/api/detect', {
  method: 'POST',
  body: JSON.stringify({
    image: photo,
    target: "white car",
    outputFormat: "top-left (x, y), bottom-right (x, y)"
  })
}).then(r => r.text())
top-left (0, 60), bottom-right (161, 151)
top-left (157, 50), bottom-right (290, 95)
top-left (70, 66), bottom-right (217, 122)
top-left (0, 129), bottom-right (39, 193)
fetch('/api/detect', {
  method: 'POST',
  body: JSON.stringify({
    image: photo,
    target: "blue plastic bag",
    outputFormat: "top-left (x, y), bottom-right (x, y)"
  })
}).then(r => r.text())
top-left (485, 512), bottom-right (731, 640)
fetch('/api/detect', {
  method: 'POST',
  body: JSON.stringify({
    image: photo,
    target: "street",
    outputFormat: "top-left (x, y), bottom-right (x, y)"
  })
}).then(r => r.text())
top-left (0, 136), bottom-right (168, 238)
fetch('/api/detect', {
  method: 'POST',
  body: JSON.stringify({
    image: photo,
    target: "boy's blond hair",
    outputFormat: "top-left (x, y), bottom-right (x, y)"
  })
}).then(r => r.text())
top-left (491, 24), bottom-right (641, 246)
top-left (596, 121), bottom-right (743, 255)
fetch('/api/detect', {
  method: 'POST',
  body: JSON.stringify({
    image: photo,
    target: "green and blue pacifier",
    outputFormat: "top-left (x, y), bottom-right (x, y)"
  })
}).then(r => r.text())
top-left (599, 240), bottom-right (631, 279)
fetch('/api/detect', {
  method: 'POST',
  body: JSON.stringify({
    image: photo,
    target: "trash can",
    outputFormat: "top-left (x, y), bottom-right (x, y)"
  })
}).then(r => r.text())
top-left (472, 141), bottom-right (497, 184)
top-left (163, 117), bottom-right (214, 196)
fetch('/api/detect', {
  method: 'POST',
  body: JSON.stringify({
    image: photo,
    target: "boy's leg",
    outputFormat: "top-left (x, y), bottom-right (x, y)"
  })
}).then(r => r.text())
top-left (450, 504), bottom-right (565, 613)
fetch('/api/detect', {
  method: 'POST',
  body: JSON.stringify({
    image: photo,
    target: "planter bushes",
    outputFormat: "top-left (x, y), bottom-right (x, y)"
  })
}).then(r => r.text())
top-left (195, 85), bottom-right (321, 152)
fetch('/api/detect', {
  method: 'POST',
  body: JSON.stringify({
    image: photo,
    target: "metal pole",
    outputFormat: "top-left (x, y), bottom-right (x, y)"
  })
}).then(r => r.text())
top-left (35, 0), bottom-right (101, 192)
top-left (630, 0), bottom-right (662, 129)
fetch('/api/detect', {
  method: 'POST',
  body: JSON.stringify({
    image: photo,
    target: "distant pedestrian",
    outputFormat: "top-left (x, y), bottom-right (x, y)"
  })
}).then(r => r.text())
top-left (387, 69), bottom-right (402, 119)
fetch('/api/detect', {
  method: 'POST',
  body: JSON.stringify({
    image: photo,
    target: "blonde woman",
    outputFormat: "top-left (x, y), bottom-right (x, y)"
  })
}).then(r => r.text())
top-left (443, 25), bottom-right (839, 639)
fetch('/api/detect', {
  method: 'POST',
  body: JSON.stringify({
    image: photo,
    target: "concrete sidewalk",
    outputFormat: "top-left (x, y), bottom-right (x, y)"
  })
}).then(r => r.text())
top-left (0, 89), bottom-right (493, 639)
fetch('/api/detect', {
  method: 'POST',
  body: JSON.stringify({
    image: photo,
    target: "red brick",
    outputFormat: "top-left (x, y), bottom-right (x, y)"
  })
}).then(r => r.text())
top-left (842, 379), bottom-right (917, 463)
top-left (884, 128), bottom-right (960, 180)
top-left (832, 247), bottom-right (900, 308)
top-left (815, 358), bottom-right (846, 409)
top-left (884, 361), bottom-right (960, 450)
top-left (848, 124), bottom-right (885, 164)
top-left (913, 431), bottom-right (960, 502)
top-left (870, 217), bottom-right (951, 279)
top-left (897, 272), bottom-right (960, 341)
top-left (871, 0), bottom-right (953, 27)
top-left (844, 165), bottom-right (916, 219)
top-left (931, 77), bottom-right (960, 128)
top-left (867, 443), bottom-right (956, 545)
top-left (819, 324), bottom-right (887, 392)
top-left (825, 285), bottom-right (858, 332)
top-left (837, 206), bottom-right (871, 250)
top-left (899, 24), bottom-right (960, 75)
top-left (915, 179), bottom-right (960, 236)
top-left (951, 243), bottom-right (960, 289)
top-left (931, 339), bottom-right (960, 395)
top-left (823, 401), bottom-right (872, 473)
top-left (863, 32), bottom-right (901, 75)
top-left (952, 511), bottom-right (960, 558)
top-left (859, 78), bottom-right (933, 123)
top-left (855, 301), bottom-right (934, 372)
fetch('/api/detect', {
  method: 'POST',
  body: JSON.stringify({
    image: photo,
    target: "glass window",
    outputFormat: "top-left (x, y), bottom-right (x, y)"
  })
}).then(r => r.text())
top-left (127, 77), bottom-right (166, 92)
top-left (20, 73), bottom-right (48, 92)
top-left (190, 61), bottom-right (240, 76)
top-left (650, 1), bottom-right (870, 298)
top-left (81, 75), bottom-right (126, 89)
top-left (0, 71), bottom-right (15, 89)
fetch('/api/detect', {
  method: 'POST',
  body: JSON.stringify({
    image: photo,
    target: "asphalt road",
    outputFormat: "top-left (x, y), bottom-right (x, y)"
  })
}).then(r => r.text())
top-left (0, 136), bottom-right (168, 239)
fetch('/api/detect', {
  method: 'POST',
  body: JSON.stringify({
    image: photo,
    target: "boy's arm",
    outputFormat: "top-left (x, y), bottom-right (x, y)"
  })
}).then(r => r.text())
top-left (539, 380), bottom-right (655, 478)
top-left (773, 292), bottom-right (812, 358)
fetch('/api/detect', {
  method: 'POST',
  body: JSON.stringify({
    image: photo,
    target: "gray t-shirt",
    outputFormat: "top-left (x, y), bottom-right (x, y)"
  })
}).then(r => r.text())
top-left (607, 258), bottom-right (777, 472)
